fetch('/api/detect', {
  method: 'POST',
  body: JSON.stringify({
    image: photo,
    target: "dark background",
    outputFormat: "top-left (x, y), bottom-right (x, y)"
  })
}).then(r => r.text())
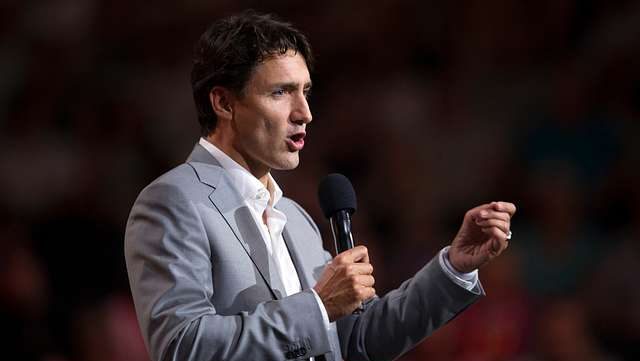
top-left (2, 1), bottom-right (639, 360)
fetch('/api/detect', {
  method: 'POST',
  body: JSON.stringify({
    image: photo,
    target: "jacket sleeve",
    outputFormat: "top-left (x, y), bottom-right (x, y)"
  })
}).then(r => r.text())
top-left (287, 196), bottom-right (484, 361)
top-left (124, 181), bottom-right (332, 361)
top-left (336, 253), bottom-right (484, 361)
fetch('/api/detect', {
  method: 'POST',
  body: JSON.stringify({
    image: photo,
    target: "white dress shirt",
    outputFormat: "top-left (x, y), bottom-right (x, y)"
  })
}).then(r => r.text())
top-left (198, 137), bottom-right (479, 333)
top-left (198, 138), bottom-right (332, 330)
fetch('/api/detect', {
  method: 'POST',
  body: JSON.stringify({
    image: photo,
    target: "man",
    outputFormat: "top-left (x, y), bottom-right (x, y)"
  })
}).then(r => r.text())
top-left (124, 10), bottom-right (515, 361)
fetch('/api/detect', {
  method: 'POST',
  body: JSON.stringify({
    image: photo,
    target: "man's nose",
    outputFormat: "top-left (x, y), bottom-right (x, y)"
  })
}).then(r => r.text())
top-left (291, 93), bottom-right (312, 125)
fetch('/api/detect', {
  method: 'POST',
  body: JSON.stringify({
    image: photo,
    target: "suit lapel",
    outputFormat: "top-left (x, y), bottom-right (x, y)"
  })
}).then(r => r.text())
top-left (281, 226), bottom-right (312, 290)
top-left (187, 144), bottom-right (286, 300)
top-left (188, 143), bottom-right (339, 361)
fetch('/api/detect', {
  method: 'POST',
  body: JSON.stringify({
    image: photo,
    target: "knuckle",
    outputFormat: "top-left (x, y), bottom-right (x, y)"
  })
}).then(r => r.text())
top-left (346, 264), bottom-right (355, 274)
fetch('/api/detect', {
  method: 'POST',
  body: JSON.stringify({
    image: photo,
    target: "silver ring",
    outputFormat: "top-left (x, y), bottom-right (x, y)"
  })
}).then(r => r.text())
top-left (506, 230), bottom-right (512, 240)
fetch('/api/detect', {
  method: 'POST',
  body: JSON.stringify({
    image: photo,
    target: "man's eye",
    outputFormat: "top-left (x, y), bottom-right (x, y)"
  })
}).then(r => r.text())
top-left (304, 89), bottom-right (312, 99)
top-left (272, 89), bottom-right (286, 96)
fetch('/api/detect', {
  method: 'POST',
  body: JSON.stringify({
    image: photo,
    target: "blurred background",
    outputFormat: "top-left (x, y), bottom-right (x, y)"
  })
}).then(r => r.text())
top-left (2, 0), bottom-right (639, 360)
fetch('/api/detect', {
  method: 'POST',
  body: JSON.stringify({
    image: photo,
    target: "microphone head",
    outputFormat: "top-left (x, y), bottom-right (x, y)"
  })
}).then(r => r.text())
top-left (318, 173), bottom-right (357, 219)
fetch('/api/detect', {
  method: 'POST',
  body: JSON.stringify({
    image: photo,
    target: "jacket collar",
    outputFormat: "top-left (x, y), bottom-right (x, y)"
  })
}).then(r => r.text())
top-left (186, 143), bottom-right (288, 299)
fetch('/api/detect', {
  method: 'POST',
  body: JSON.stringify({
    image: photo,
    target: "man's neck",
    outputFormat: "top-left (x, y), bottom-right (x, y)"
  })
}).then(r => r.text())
top-left (205, 134), bottom-right (270, 188)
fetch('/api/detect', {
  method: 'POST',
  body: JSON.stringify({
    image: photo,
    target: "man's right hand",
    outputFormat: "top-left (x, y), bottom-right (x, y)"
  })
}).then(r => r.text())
top-left (313, 245), bottom-right (375, 322)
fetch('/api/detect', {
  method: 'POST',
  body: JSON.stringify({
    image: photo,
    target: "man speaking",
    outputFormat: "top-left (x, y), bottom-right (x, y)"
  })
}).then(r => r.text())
top-left (124, 10), bottom-right (516, 361)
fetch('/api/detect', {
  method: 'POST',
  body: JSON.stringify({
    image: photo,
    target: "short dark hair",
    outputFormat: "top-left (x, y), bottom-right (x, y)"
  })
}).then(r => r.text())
top-left (191, 10), bottom-right (314, 136)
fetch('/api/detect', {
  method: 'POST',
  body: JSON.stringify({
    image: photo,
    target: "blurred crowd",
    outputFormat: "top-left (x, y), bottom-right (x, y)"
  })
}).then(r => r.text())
top-left (1, 0), bottom-right (639, 360)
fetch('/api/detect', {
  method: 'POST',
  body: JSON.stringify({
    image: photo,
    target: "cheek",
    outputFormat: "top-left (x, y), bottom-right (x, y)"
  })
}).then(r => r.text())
top-left (261, 111), bottom-right (289, 139)
top-left (235, 108), bottom-right (270, 139)
top-left (236, 100), bottom-right (289, 144)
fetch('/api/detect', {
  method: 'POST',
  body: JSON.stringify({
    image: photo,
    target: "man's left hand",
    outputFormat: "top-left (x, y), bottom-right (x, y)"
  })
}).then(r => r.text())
top-left (448, 201), bottom-right (517, 273)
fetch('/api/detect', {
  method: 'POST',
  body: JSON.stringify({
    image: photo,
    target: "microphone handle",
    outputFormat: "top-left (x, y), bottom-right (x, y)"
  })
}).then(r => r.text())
top-left (329, 210), bottom-right (364, 313)
top-left (329, 210), bottom-right (354, 253)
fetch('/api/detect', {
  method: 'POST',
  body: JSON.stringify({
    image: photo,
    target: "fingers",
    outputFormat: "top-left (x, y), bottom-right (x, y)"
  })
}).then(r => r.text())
top-left (490, 201), bottom-right (516, 216)
top-left (347, 274), bottom-right (376, 303)
top-left (343, 262), bottom-right (374, 276)
top-left (470, 202), bottom-right (516, 220)
top-left (335, 245), bottom-right (369, 264)
top-left (315, 246), bottom-right (375, 322)
top-left (481, 226), bottom-right (509, 253)
top-left (477, 209), bottom-right (510, 222)
top-left (475, 218), bottom-right (510, 234)
top-left (469, 202), bottom-right (515, 235)
top-left (332, 246), bottom-right (374, 278)
top-left (451, 201), bottom-right (515, 271)
top-left (480, 225), bottom-right (508, 240)
top-left (358, 285), bottom-right (376, 300)
top-left (354, 274), bottom-right (375, 287)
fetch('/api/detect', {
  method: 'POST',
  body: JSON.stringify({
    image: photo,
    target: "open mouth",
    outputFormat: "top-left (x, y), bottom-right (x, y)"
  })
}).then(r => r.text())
top-left (286, 132), bottom-right (306, 151)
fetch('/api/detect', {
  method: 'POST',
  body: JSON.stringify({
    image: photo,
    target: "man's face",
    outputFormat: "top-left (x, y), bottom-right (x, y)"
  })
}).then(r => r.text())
top-left (230, 51), bottom-right (312, 174)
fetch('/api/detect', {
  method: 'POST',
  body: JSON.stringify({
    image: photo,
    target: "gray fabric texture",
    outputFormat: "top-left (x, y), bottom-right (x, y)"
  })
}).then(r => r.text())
top-left (124, 143), bottom-right (484, 361)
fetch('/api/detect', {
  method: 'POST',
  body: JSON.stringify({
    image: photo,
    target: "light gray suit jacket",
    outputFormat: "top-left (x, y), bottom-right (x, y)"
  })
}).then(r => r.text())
top-left (125, 144), bottom-right (483, 361)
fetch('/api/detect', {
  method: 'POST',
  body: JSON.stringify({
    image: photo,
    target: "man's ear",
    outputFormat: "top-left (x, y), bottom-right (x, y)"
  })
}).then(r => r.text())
top-left (209, 86), bottom-right (234, 121)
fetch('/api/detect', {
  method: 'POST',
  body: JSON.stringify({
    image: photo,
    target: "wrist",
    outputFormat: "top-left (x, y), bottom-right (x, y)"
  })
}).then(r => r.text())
top-left (439, 247), bottom-right (480, 291)
top-left (447, 247), bottom-right (472, 273)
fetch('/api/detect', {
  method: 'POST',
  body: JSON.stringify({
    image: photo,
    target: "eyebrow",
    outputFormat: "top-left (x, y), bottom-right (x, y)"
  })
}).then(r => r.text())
top-left (270, 81), bottom-right (313, 91)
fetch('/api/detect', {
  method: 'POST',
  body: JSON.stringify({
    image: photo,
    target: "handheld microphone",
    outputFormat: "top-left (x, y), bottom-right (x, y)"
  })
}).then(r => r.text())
top-left (318, 173), bottom-right (357, 254)
top-left (318, 174), bottom-right (364, 313)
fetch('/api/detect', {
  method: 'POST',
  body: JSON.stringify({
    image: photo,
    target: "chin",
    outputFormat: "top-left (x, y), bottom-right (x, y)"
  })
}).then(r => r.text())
top-left (270, 153), bottom-right (300, 170)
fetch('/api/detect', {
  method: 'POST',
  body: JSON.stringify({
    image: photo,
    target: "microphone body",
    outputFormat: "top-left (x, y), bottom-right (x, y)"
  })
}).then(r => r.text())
top-left (318, 173), bottom-right (358, 256)
top-left (329, 209), bottom-right (355, 254)
top-left (318, 173), bottom-right (363, 313)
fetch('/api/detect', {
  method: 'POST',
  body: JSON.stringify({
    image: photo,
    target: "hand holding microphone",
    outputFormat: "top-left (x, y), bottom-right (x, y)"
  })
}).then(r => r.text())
top-left (313, 174), bottom-right (375, 322)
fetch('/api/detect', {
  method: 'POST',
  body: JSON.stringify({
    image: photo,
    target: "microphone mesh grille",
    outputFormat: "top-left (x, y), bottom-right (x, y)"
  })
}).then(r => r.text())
top-left (317, 173), bottom-right (357, 219)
